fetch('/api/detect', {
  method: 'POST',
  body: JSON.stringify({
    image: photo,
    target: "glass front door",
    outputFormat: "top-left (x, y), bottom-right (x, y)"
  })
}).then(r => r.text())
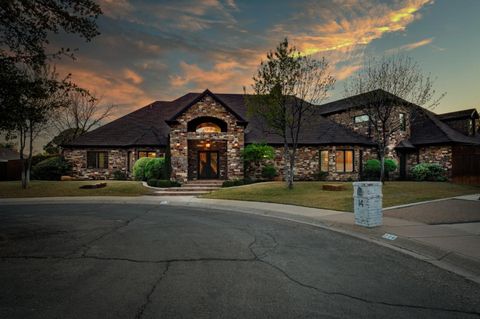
top-left (198, 151), bottom-right (219, 179)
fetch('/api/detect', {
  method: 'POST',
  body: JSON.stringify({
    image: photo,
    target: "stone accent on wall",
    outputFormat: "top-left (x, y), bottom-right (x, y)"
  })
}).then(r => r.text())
top-left (63, 147), bottom-right (165, 179)
top-left (247, 145), bottom-right (376, 182)
top-left (418, 145), bottom-right (453, 178)
top-left (326, 107), bottom-right (410, 159)
top-left (169, 95), bottom-right (244, 183)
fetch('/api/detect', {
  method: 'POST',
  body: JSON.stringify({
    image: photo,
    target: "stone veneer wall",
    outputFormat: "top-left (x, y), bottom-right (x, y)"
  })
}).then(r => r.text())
top-left (63, 147), bottom-right (165, 179)
top-left (417, 145), bottom-right (453, 178)
top-left (247, 145), bottom-right (375, 181)
top-left (326, 107), bottom-right (410, 160)
top-left (169, 95), bottom-right (244, 183)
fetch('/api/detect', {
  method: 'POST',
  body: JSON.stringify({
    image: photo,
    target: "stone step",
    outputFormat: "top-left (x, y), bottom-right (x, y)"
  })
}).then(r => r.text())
top-left (168, 187), bottom-right (220, 192)
top-left (183, 184), bottom-right (223, 188)
top-left (154, 190), bottom-right (210, 196)
top-left (186, 180), bottom-right (224, 185)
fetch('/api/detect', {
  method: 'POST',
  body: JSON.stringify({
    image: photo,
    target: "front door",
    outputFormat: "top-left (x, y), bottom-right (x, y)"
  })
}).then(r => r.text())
top-left (198, 151), bottom-right (219, 179)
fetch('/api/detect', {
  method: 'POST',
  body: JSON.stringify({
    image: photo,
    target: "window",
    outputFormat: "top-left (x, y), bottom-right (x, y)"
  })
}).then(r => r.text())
top-left (354, 114), bottom-right (369, 123)
top-left (195, 122), bottom-right (221, 133)
top-left (138, 151), bottom-right (157, 158)
top-left (320, 150), bottom-right (329, 172)
top-left (87, 151), bottom-right (108, 169)
top-left (399, 113), bottom-right (406, 131)
top-left (335, 150), bottom-right (354, 173)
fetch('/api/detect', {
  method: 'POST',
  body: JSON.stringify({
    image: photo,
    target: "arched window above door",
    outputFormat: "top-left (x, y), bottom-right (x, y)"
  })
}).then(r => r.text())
top-left (196, 122), bottom-right (221, 133)
top-left (187, 117), bottom-right (227, 133)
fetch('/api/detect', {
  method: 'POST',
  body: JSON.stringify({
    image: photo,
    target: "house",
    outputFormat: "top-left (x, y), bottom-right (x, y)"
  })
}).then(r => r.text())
top-left (0, 148), bottom-right (22, 181)
top-left (62, 89), bottom-right (480, 184)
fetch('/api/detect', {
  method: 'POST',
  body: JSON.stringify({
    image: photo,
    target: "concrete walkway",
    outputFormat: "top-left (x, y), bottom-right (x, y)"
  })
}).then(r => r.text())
top-left (1, 194), bottom-right (479, 283)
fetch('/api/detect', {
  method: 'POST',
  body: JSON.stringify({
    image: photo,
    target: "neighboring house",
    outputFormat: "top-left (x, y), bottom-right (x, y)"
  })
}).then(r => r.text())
top-left (0, 148), bottom-right (22, 181)
top-left (62, 89), bottom-right (480, 184)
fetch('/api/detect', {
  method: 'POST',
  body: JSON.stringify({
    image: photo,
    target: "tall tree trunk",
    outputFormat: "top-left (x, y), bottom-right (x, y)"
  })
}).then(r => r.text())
top-left (379, 150), bottom-right (385, 183)
top-left (19, 128), bottom-right (27, 189)
top-left (287, 147), bottom-right (296, 190)
top-left (26, 122), bottom-right (34, 185)
top-left (283, 142), bottom-right (291, 188)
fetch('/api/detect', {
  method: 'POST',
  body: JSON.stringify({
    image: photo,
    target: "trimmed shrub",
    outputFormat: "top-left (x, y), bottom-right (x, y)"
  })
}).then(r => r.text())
top-left (261, 164), bottom-right (277, 180)
top-left (133, 157), bottom-right (153, 181)
top-left (112, 170), bottom-right (127, 180)
top-left (315, 171), bottom-right (329, 181)
top-left (362, 159), bottom-right (397, 180)
top-left (32, 156), bottom-right (71, 180)
top-left (147, 179), bottom-right (181, 188)
top-left (144, 158), bottom-right (166, 180)
top-left (411, 163), bottom-right (446, 181)
top-left (242, 143), bottom-right (275, 163)
top-left (362, 159), bottom-right (381, 180)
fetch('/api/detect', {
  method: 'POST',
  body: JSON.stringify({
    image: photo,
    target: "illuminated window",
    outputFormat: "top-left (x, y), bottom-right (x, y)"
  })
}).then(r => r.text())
top-left (138, 151), bottom-right (157, 158)
top-left (87, 151), bottom-right (108, 169)
top-left (320, 150), bottom-right (329, 172)
top-left (354, 114), bottom-right (369, 123)
top-left (335, 150), bottom-right (354, 173)
top-left (196, 122), bottom-right (221, 133)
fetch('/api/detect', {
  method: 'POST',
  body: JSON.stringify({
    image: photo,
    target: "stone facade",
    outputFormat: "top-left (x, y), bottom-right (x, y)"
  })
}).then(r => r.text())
top-left (63, 147), bottom-right (164, 179)
top-left (169, 95), bottom-right (244, 183)
top-left (326, 107), bottom-right (410, 159)
top-left (247, 145), bottom-right (376, 182)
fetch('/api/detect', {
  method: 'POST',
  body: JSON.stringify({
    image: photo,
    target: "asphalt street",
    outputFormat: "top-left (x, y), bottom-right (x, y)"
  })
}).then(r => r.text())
top-left (0, 203), bottom-right (479, 318)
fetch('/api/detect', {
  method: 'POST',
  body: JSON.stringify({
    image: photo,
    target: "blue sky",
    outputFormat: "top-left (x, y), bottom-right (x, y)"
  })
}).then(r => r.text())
top-left (54, 0), bottom-right (480, 119)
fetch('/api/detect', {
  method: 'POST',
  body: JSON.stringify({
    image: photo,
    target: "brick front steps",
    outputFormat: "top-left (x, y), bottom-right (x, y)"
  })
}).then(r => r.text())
top-left (154, 180), bottom-right (223, 196)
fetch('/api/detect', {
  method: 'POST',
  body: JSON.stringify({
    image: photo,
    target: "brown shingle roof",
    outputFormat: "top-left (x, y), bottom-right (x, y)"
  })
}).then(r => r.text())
top-left (65, 90), bottom-right (375, 147)
top-left (438, 109), bottom-right (479, 121)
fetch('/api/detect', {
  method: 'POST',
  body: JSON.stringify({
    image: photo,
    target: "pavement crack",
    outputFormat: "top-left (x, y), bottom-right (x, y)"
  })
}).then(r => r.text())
top-left (70, 207), bottom-right (155, 257)
top-left (257, 258), bottom-right (480, 316)
top-left (135, 262), bottom-right (170, 319)
top-left (1, 255), bottom-right (256, 264)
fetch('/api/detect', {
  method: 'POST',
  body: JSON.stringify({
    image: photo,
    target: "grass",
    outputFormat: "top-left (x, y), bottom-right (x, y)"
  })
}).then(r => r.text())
top-left (204, 181), bottom-right (480, 212)
top-left (0, 180), bottom-right (153, 198)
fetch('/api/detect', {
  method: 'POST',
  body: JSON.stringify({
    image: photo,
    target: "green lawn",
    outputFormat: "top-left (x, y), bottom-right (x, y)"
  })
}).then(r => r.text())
top-left (204, 181), bottom-right (480, 212)
top-left (0, 180), bottom-right (153, 198)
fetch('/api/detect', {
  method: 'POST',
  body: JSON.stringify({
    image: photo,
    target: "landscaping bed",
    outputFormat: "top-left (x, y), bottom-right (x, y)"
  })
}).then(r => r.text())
top-left (203, 181), bottom-right (480, 212)
top-left (0, 181), bottom-right (153, 198)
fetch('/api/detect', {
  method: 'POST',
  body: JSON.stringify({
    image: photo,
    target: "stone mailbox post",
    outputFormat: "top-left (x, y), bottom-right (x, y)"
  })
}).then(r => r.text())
top-left (353, 181), bottom-right (383, 227)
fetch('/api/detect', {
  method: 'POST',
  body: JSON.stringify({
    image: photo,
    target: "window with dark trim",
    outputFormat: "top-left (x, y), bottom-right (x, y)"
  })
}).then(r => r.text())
top-left (87, 151), bottom-right (108, 169)
top-left (138, 151), bottom-right (158, 158)
top-left (354, 114), bottom-right (369, 123)
top-left (399, 113), bottom-right (406, 131)
top-left (320, 150), bottom-right (329, 172)
top-left (335, 150), bottom-right (354, 173)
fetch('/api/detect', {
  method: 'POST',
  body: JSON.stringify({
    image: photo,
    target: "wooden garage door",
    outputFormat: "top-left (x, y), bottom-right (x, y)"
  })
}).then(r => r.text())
top-left (452, 145), bottom-right (480, 184)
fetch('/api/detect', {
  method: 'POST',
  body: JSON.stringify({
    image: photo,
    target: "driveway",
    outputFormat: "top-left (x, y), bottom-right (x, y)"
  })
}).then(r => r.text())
top-left (0, 203), bottom-right (479, 318)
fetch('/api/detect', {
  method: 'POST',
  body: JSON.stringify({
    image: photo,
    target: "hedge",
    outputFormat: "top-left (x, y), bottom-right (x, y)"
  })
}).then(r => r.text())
top-left (32, 156), bottom-right (71, 180)
top-left (147, 179), bottom-right (181, 188)
top-left (411, 163), bottom-right (446, 181)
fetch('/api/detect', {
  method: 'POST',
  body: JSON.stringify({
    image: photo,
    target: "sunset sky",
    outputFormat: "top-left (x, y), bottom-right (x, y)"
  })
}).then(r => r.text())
top-left (53, 0), bottom-right (480, 120)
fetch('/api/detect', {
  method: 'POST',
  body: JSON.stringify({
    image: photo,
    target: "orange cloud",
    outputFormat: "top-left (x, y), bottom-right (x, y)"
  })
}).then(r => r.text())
top-left (290, 0), bottom-right (433, 56)
top-left (389, 37), bottom-right (434, 52)
top-left (170, 60), bottom-right (253, 92)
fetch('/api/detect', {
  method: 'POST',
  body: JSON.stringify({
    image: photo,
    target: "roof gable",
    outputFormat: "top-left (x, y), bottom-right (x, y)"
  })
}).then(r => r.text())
top-left (166, 89), bottom-right (247, 124)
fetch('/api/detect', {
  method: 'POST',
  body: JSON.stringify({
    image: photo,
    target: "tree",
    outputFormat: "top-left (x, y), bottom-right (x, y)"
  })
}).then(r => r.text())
top-left (50, 91), bottom-right (115, 142)
top-left (247, 39), bottom-right (335, 189)
top-left (0, 0), bottom-right (101, 187)
top-left (344, 54), bottom-right (445, 182)
top-left (7, 65), bottom-right (70, 188)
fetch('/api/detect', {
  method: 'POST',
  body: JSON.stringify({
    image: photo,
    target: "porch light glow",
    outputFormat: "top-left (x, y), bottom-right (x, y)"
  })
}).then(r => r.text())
top-left (205, 142), bottom-right (211, 148)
